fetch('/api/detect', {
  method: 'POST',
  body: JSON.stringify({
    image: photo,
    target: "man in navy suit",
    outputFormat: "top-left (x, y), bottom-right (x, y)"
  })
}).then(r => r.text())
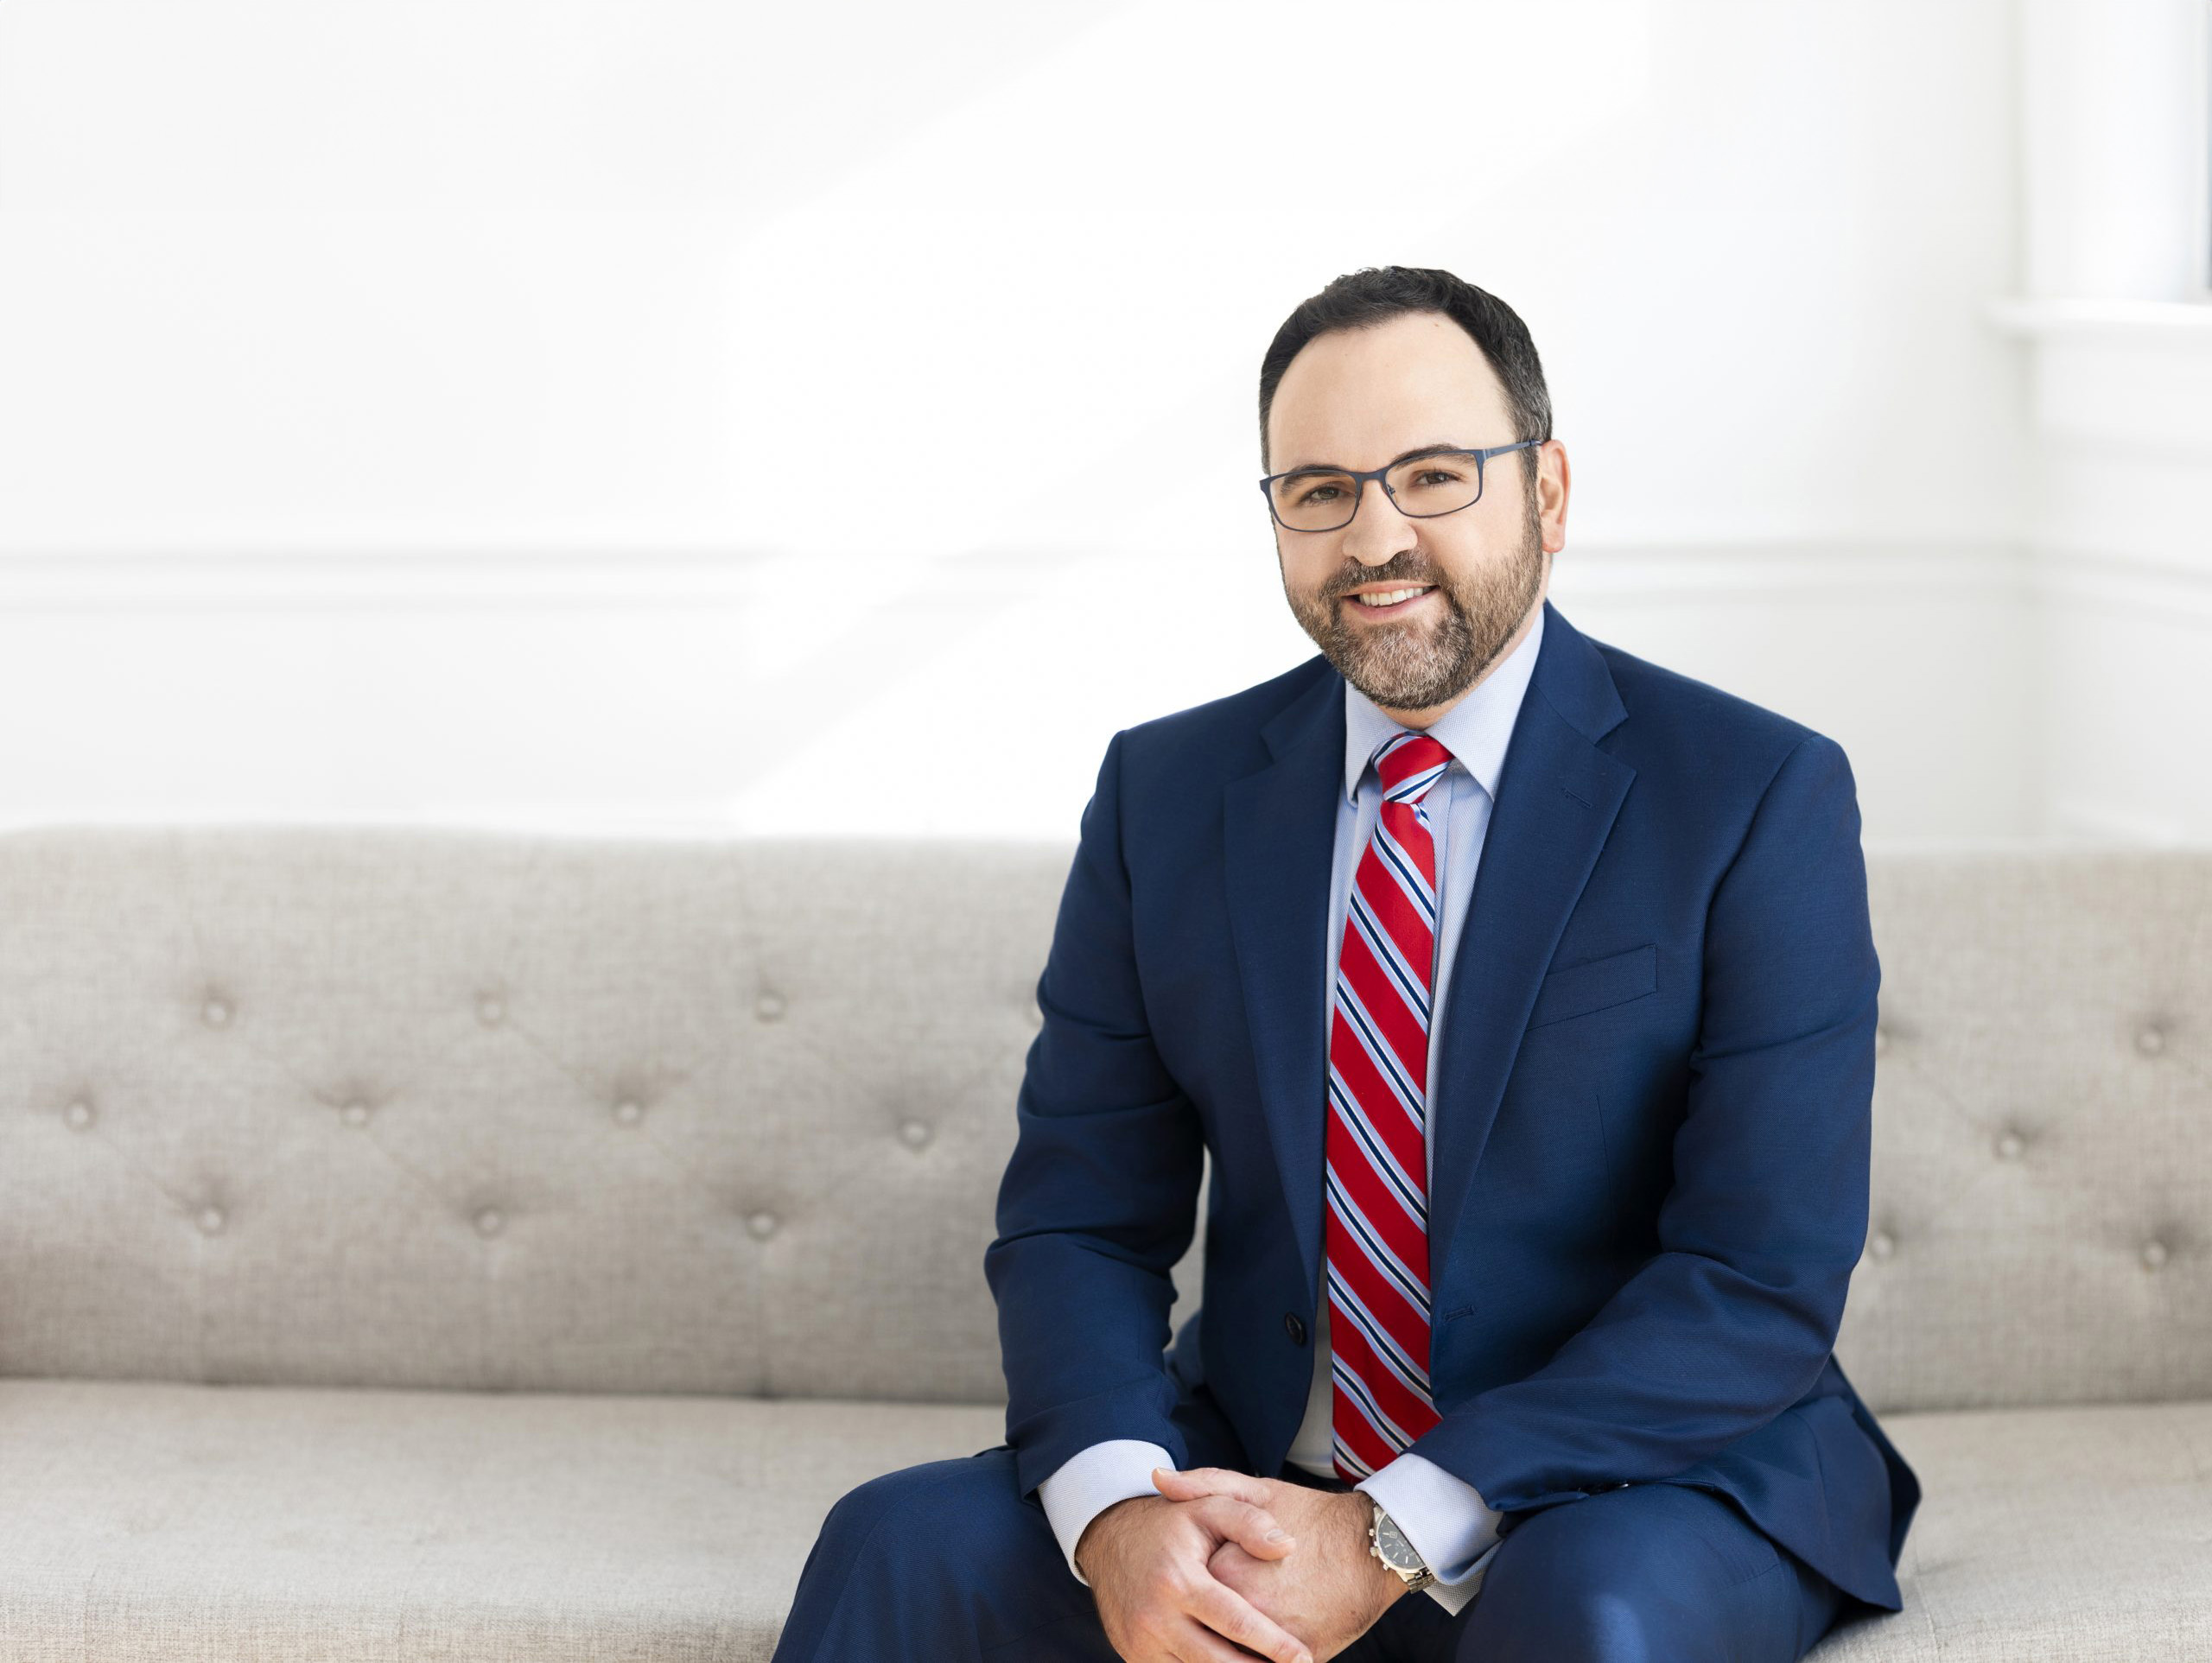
top-left (772, 265), bottom-right (1920, 1662)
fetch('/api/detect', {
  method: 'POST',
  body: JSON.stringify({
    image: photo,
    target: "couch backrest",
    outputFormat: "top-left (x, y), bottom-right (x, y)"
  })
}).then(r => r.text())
top-left (1, 829), bottom-right (2205, 1415)
top-left (1838, 846), bottom-right (2210, 1413)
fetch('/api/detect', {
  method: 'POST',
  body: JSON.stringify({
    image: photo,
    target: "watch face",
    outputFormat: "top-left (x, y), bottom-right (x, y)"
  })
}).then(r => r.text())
top-left (1374, 1508), bottom-right (1424, 1573)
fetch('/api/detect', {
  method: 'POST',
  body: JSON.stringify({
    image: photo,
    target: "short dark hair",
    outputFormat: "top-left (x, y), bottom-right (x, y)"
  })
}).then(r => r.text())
top-left (1258, 265), bottom-right (1553, 497)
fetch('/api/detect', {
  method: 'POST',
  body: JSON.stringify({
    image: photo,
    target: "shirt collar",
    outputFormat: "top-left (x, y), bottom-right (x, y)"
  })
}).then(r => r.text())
top-left (1341, 602), bottom-right (1546, 807)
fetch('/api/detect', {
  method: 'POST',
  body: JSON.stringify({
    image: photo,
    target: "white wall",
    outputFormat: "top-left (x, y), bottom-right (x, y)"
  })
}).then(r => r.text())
top-left (0, 0), bottom-right (2202, 846)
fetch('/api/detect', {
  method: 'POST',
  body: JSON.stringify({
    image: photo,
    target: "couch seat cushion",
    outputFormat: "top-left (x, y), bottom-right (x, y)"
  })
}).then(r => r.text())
top-left (1808, 1399), bottom-right (2212, 1659)
top-left (10, 1382), bottom-right (2208, 1660)
top-left (0, 1377), bottom-right (1006, 1662)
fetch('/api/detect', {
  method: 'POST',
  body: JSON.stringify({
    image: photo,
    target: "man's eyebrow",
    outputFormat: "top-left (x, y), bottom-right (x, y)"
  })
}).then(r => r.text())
top-left (1275, 442), bottom-right (1465, 478)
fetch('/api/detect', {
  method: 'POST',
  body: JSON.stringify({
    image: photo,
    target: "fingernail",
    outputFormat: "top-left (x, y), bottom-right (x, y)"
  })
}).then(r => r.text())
top-left (1266, 1527), bottom-right (1290, 1542)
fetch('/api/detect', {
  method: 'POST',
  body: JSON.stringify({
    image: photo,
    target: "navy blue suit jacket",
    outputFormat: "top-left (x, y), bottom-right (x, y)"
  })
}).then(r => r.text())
top-left (986, 597), bottom-right (1923, 1613)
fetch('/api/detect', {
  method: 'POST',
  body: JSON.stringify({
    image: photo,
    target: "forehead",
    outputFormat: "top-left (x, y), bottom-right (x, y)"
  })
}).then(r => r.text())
top-left (1268, 310), bottom-right (1507, 472)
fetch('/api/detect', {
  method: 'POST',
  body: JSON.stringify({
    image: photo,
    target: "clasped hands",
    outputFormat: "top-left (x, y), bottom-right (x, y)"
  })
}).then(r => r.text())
top-left (1073, 1463), bottom-right (1413, 1663)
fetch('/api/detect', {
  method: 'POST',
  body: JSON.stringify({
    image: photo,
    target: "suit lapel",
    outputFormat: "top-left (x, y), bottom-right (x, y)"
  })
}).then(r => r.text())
top-left (1223, 664), bottom-right (1343, 1308)
top-left (1223, 599), bottom-right (1636, 1312)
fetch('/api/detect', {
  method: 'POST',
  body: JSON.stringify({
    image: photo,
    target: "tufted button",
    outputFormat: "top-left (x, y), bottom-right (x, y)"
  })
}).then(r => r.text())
top-left (1995, 1131), bottom-right (2023, 1159)
top-left (2135, 1025), bottom-right (2165, 1056)
top-left (340, 1100), bottom-right (371, 1127)
top-left (746, 1209), bottom-right (779, 1240)
top-left (477, 993), bottom-right (505, 1026)
top-left (1867, 1230), bottom-right (1895, 1260)
top-left (755, 991), bottom-right (785, 1022)
top-left (898, 1117), bottom-right (932, 1149)
top-left (197, 1205), bottom-right (226, 1234)
top-left (2141, 1239), bottom-right (2170, 1270)
top-left (201, 997), bottom-right (231, 1027)
top-left (1284, 1311), bottom-right (1307, 1346)
top-left (64, 1099), bottom-right (94, 1129)
top-left (475, 1207), bottom-right (504, 1236)
top-left (613, 1098), bottom-right (643, 1125)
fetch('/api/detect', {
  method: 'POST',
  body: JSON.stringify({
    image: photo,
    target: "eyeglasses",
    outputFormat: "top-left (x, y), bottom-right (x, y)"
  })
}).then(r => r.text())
top-left (1257, 440), bottom-right (1543, 533)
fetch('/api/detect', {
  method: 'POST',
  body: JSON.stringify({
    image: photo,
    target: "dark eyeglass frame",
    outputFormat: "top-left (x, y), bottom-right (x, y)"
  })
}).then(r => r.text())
top-left (1257, 440), bottom-right (1545, 533)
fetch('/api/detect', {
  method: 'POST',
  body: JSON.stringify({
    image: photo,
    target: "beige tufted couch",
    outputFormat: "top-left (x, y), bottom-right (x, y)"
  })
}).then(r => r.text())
top-left (1, 828), bottom-right (2207, 1660)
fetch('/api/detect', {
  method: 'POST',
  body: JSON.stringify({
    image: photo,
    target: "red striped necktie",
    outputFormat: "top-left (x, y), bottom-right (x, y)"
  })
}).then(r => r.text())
top-left (1327, 728), bottom-right (1452, 1481)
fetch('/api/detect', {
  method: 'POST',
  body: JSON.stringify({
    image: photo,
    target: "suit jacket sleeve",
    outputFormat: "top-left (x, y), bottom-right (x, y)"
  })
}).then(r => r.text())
top-left (1402, 733), bottom-right (1881, 1512)
top-left (985, 727), bottom-right (1208, 1502)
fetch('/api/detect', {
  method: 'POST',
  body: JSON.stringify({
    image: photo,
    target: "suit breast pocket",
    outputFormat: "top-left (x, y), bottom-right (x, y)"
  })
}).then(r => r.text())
top-left (1524, 943), bottom-right (1659, 1031)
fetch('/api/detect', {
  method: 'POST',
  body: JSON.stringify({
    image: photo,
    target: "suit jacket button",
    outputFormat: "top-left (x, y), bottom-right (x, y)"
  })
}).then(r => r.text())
top-left (1284, 1312), bottom-right (1307, 1346)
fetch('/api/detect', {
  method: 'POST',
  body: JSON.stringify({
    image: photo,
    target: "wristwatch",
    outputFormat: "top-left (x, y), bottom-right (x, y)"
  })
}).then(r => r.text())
top-left (1366, 1499), bottom-right (1437, 1592)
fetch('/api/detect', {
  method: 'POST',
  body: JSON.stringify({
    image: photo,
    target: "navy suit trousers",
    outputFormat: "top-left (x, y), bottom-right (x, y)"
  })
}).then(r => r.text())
top-left (770, 1444), bottom-right (1870, 1662)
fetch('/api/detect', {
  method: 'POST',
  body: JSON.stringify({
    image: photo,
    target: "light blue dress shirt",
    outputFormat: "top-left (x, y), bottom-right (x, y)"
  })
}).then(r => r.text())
top-left (1037, 605), bottom-right (1548, 1617)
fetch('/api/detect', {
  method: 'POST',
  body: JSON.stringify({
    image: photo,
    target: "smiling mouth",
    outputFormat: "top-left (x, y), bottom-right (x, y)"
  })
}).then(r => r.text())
top-left (1342, 584), bottom-right (1436, 614)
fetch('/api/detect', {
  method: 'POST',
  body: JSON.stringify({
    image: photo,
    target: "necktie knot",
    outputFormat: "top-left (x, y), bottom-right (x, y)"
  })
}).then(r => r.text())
top-left (1374, 731), bottom-right (1452, 808)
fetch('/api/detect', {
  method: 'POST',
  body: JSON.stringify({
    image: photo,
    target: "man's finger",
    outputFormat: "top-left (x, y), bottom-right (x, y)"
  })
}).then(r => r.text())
top-left (1165, 1626), bottom-right (1267, 1663)
top-left (1183, 1577), bottom-right (1314, 1663)
top-left (1168, 1615), bottom-right (1304, 1663)
top-left (1151, 1464), bottom-right (1276, 1507)
top-left (1166, 1622), bottom-right (1284, 1663)
top-left (1188, 1493), bottom-right (1294, 1559)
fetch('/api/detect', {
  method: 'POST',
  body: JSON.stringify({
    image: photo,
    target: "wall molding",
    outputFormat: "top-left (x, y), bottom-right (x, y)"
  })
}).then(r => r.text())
top-left (1986, 296), bottom-right (2212, 346)
top-left (0, 546), bottom-right (1084, 612)
top-left (2029, 543), bottom-right (2212, 626)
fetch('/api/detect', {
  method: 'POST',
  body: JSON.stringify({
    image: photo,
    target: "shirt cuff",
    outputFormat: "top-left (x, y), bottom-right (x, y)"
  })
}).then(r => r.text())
top-left (1036, 1439), bottom-right (1179, 1587)
top-left (1356, 1451), bottom-right (1507, 1616)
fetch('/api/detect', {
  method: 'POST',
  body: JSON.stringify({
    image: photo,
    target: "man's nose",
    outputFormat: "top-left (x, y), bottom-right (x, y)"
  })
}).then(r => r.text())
top-left (1342, 479), bottom-right (1418, 563)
